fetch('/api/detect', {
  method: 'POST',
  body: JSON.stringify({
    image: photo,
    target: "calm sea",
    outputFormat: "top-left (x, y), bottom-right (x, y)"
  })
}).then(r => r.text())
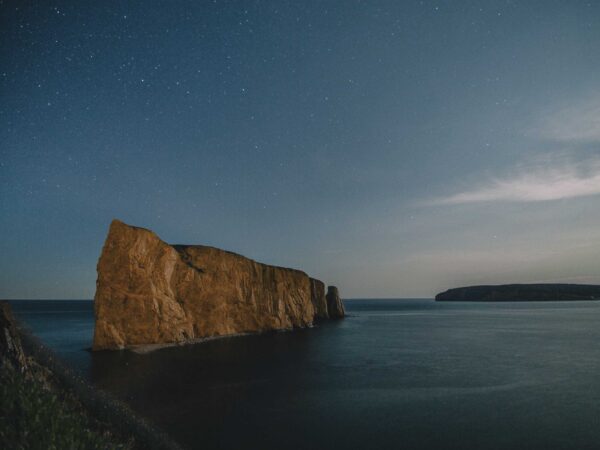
top-left (9, 299), bottom-right (600, 450)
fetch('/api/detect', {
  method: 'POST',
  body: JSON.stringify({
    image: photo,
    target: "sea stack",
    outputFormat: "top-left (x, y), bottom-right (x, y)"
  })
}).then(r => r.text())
top-left (92, 220), bottom-right (344, 350)
top-left (326, 286), bottom-right (345, 318)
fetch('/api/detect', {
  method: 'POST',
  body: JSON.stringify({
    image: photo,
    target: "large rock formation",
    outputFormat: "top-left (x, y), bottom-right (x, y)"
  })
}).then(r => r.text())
top-left (435, 284), bottom-right (600, 302)
top-left (93, 220), bottom-right (344, 350)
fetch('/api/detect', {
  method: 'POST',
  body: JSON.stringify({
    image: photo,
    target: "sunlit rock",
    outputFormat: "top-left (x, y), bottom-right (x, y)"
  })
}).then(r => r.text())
top-left (92, 220), bottom-right (344, 350)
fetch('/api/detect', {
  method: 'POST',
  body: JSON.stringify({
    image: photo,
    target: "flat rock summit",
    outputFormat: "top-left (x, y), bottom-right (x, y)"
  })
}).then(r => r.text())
top-left (436, 284), bottom-right (600, 302)
top-left (93, 220), bottom-right (344, 351)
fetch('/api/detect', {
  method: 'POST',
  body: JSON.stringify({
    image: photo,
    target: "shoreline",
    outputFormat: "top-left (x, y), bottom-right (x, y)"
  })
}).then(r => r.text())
top-left (119, 325), bottom-right (318, 354)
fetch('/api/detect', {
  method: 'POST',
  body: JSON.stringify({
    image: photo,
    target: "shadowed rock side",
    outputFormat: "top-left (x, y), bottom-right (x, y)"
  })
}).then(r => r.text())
top-left (435, 284), bottom-right (600, 302)
top-left (310, 278), bottom-right (329, 319)
top-left (93, 220), bottom-right (344, 350)
top-left (326, 285), bottom-right (345, 318)
top-left (0, 302), bottom-right (29, 374)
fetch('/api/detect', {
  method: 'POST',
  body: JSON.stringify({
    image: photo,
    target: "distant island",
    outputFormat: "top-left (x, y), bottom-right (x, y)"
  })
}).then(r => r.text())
top-left (435, 284), bottom-right (600, 302)
top-left (93, 220), bottom-right (344, 351)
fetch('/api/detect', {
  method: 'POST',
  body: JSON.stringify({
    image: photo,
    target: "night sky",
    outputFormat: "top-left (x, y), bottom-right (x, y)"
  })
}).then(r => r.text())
top-left (2, 1), bottom-right (600, 299)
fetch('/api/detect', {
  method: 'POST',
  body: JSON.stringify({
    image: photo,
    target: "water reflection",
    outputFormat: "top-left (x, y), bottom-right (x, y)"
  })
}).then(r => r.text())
top-left (14, 299), bottom-right (600, 450)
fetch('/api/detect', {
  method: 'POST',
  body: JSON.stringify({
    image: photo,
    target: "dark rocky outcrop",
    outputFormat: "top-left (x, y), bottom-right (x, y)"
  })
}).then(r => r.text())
top-left (435, 284), bottom-right (600, 302)
top-left (93, 219), bottom-right (344, 351)
top-left (326, 286), bottom-right (345, 318)
top-left (0, 301), bottom-right (29, 374)
top-left (310, 278), bottom-right (329, 319)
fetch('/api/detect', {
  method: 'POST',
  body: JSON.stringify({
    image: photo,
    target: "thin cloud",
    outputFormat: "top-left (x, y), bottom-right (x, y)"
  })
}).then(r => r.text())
top-left (429, 96), bottom-right (600, 206)
top-left (536, 96), bottom-right (600, 143)
top-left (432, 161), bottom-right (600, 205)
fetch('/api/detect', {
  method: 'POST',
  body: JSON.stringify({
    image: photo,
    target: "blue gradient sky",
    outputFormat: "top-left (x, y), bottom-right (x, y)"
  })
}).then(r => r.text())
top-left (2, 1), bottom-right (600, 299)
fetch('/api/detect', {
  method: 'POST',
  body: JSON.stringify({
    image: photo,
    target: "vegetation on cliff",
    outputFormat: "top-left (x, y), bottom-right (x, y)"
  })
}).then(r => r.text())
top-left (0, 301), bottom-right (181, 450)
top-left (0, 366), bottom-right (134, 449)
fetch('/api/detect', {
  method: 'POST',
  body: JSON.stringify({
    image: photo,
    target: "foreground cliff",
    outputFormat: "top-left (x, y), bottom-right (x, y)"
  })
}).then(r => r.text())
top-left (435, 284), bottom-right (600, 302)
top-left (0, 301), bottom-right (181, 449)
top-left (93, 220), bottom-right (344, 350)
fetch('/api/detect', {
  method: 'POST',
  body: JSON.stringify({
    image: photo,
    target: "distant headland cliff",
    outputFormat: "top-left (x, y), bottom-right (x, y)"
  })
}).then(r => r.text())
top-left (92, 220), bottom-right (344, 351)
top-left (435, 284), bottom-right (600, 302)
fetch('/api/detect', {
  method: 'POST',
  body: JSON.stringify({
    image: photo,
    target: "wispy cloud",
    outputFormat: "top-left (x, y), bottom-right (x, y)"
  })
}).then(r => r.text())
top-left (536, 96), bottom-right (600, 143)
top-left (431, 95), bottom-right (600, 206)
top-left (432, 159), bottom-right (600, 205)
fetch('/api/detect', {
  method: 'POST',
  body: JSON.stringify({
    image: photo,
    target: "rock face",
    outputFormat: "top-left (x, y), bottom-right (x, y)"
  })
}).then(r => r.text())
top-left (326, 286), bottom-right (345, 318)
top-left (93, 220), bottom-right (344, 350)
top-left (0, 301), bottom-right (29, 374)
top-left (435, 284), bottom-right (600, 302)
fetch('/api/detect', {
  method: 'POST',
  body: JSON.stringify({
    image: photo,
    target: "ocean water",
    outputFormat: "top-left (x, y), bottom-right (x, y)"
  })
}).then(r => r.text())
top-left (10, 299), bottom-right (600, 450)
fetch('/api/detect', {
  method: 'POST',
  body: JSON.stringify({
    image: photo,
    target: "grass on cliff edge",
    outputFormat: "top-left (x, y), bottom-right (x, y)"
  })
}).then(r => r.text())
top-left (0, 366), bottom-right (133, 450)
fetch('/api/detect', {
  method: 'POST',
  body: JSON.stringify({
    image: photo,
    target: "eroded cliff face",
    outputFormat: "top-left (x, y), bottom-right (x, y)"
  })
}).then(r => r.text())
top-left (0, 302), bottom-right (29, 374)
top-left (326, 286), bottom-right (345, 318)
top-left (93, 220), bottom-right (344, 350)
